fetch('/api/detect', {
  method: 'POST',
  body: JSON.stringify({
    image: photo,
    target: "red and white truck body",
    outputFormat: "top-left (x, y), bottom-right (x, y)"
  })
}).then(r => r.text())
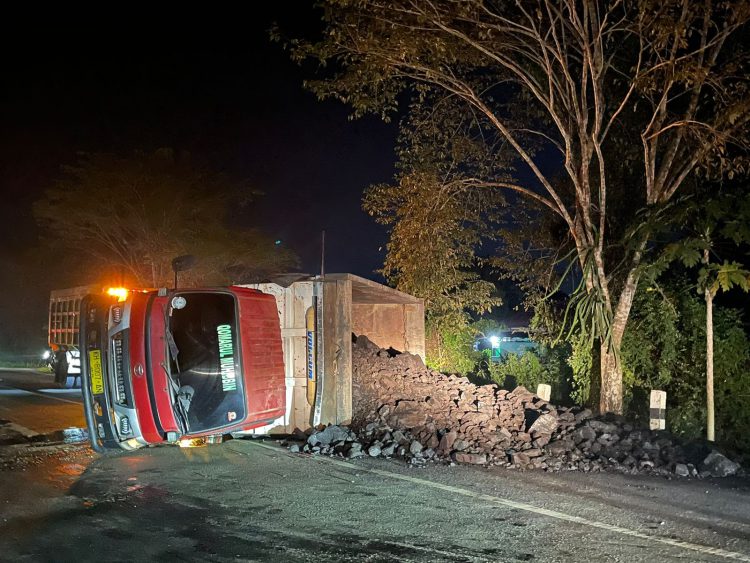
top-left (74, 286), bottom-right (285, 451)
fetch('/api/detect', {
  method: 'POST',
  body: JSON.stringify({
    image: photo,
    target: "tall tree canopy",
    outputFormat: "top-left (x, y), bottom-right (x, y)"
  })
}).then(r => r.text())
top-left (34, 150), bottom-right (297, 287)
top-left (363, 96), bottom-right (508, 321)
top-left (290, 0), bottom-right (750, 413)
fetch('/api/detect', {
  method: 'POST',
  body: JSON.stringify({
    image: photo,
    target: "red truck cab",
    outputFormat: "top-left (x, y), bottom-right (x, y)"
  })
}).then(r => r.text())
top-left (80, 286), bottom-right (285, 451)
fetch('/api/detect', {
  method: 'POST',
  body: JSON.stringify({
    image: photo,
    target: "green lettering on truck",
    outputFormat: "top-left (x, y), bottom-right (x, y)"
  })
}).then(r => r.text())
top-left (216, 324), bottom-right (237, 391)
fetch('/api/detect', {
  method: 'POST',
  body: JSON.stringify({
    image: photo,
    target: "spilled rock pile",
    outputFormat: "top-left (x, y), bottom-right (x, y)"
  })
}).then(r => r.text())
top-left (287, 336), bottom-right (743, 478)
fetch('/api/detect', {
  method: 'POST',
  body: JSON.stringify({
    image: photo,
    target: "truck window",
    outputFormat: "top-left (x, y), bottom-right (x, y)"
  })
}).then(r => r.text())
top-left (168, 293), bottom-right (245, 432)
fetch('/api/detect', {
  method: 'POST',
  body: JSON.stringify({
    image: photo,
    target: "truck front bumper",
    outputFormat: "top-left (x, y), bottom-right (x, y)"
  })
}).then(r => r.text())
top-left (80, 295), bottom-right (145, 451)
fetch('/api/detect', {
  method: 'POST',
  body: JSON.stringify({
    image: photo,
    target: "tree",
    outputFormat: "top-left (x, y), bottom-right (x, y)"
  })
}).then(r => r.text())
top-left (33, 150), bottom-right (296, 287)
top-left (362, 97), bottom-right (505, 367)
top-left (289, 0), bottom-right (750, 413)
top-left (657, 190), bottom-right (750, 440)
top-left (364, 170), bottom-right (502, 370)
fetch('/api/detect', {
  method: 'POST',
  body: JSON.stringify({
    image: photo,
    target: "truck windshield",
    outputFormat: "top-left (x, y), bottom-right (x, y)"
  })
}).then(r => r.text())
top-left (168, 292), bottom-right (245, 433)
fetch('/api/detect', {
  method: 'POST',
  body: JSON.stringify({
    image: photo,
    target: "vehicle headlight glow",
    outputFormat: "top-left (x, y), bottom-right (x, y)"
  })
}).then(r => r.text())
top-left (489, 335), bottom-right (500, 348)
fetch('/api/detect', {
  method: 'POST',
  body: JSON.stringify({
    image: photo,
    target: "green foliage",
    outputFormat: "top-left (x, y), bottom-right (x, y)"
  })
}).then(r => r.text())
top-left (620, 287), bottom-right (681, 396)
top-left (646, 190), bottom-right (750, 296)
top-left (487, 351), bottom-right (548, 391)
top-left (553, 248), bottom-right (614, 353)
top-left (33, 150), bottom-right (297, 287)
top-left (700, 262), bottom-right (750, 296)
top-left (289, 0), bottom-right (750, 414)
top-left (362, 107), bottom-right (504, 366)
top-left (568, 333), bottom-right (594, 407)
top-left (364, 171), bottom-right (501, 320)
top-left (424, 315), bottom-right (482, 374)
top-left (713, 312), bottom-right (750, 455)
top-left (621, 281), bottom-right (750, 452)
top-left (484, 346), bottom-right (572, 404)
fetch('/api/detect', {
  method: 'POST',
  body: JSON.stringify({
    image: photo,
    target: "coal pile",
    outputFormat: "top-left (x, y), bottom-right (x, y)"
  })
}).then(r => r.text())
top-left (293, 334), bottom-right (741, 478)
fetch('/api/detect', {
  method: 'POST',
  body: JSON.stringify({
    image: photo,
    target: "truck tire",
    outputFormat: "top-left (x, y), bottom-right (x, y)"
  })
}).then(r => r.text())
top-left (54, 359), bottom-right (68, 386)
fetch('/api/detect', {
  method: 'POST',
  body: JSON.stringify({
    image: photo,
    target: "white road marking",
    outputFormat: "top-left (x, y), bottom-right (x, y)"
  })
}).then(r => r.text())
top-left (0, 385), bottom-right (82, 405)
top-left (251, 441), bottom-right (750, 562)
top-left (229, 441), bottom-right (480, 561)
top-left (38, 388), bottom-right (83, 395)
top-left (0, 389), bottom-right (34, 396)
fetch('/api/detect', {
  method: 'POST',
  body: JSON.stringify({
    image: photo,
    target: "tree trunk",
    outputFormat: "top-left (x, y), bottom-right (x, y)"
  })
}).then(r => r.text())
top-left (599, 345), bottom-right (622, 414)
top-left (705, 286), bottom-right (715, 442)
top-left (598, 266), bottom-right (641, 415)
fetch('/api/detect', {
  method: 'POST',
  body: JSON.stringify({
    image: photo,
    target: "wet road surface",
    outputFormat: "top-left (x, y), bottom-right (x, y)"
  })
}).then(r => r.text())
top-left (1, 369), bottom-right (749, 561)
top-left (1, 436), bottom-right (749, 562)
top-left (0, 369), bottom-right (84, 437)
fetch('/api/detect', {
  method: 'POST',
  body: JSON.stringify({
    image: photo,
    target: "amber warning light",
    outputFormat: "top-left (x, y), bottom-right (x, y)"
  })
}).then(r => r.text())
top-left (106, 287), bottom-right (129, 302)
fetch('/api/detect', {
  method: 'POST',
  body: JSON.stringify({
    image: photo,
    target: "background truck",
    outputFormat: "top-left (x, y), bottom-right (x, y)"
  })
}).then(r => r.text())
top-left (48, 286), bottom-right (95, 387)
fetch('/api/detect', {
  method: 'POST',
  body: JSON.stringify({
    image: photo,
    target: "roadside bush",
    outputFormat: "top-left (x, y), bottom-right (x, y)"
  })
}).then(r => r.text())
top-left (424, 315), bottom-right (483, 374)
top-left (621, 282), bottom-right (750, 456)
top-left (567, 333), bottom-right (594, 407)
top-left (486, 350), bottom-right (547, 389)
top-left (484, 346), bottom-right (572, 404)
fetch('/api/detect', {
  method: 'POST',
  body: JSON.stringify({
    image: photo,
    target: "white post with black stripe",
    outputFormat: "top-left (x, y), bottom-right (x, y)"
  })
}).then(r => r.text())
top-left (649, 390), bottom-right (667, 431)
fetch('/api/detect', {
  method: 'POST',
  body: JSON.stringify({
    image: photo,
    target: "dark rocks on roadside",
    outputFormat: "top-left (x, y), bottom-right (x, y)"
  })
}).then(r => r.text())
top-left (701, 451), bottom-right (741, 477)
top-left (346, 442), bottom-right (364, 459)
top-left (674, 463), bottom-right (689, 477)
top-left (381, 443), bottom-right (396, 457)
top-left (527, 413), bottom-right (558, 435)
top-left (282, 336), bottom-right (744, 477)
top-left (510, 452), bottom-right (530, 467)
top-left (307, 425), bottom-right (350, 447)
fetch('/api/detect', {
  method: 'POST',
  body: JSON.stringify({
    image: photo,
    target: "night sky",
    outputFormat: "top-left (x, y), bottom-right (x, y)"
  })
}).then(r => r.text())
top-left (0, 4), bottom-right (398, 278)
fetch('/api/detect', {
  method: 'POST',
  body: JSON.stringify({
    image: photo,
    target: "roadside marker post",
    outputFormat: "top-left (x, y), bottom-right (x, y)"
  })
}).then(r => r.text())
top-left (650, 390), bottom-right (666, 430)
top-left (536, 384), bottom-right (551, 402)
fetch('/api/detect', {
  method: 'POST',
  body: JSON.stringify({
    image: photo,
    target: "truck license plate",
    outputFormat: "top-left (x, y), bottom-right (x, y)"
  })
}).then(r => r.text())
top-left (89, 350), bottom-right (104, 395)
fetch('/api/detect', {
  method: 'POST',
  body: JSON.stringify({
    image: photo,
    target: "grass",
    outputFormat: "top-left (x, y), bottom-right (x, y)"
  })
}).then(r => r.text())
top-left (0, 355), bottom-right (48, 369)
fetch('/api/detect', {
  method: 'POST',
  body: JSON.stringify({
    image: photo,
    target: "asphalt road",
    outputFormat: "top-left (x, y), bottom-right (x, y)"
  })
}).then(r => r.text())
top-left (0, 435), bottom-right (748, 562)
top-left (0, 368), bottom-right (84, 436)
top-left (1, 368), bottom-right (749, 562)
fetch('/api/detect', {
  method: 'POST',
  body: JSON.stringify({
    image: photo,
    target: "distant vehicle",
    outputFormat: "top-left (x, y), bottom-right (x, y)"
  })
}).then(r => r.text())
top-left (474, 329), bottom-right (537, 361)
top-left (53, 285), bottom-right (286, 452)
